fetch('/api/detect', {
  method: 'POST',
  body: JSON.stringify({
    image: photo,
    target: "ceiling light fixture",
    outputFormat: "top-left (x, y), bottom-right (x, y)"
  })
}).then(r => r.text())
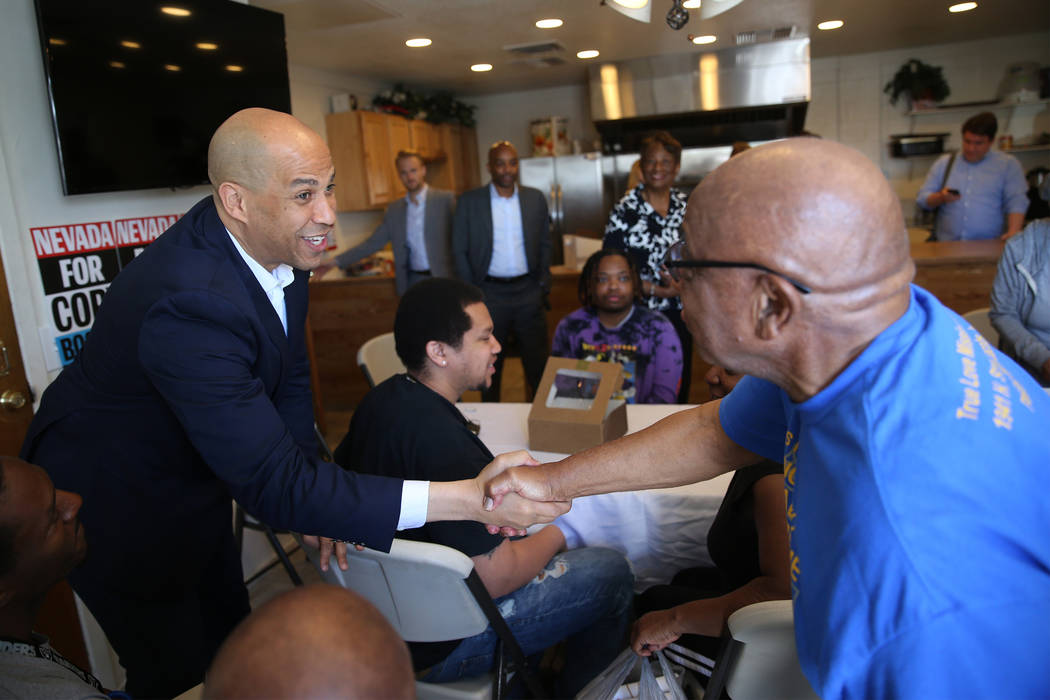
top-left (691, 34), bottom-right (717, 44)
top-left (120, 40), bottom-right (141, 49)
top-left (700, 0), bottom-right (742, 19)
top-left (196, 42), bottom-right (218, 50)
top-left (604, 0), bottom-right (651, 23)
top-left (48, 37), bottom-right (67, 46)
top-left (577, 49), bottom-right (600, 59)
top-left (164, 64), bottom-right (181, 72)
top-left (405, 38), bottom-right (432, 47)
top-left (470, 63), bottom-right (493, 72)
top-left (667, 0), bottom-right (690, 30)
top-left (225, 65), bottom-right (243, 72)
top-left (817, 20), bottom-right (844, 30)
top-left (536, 18), bottom-right (563, 29)
top-left (109, 61), bottom-right (125, 69)
top-left (160, 6), bottom-right (191, 17)
top-left (683, 0), bottom-right (701, 7)
top-left (948, 2), bottom-right (977, 11)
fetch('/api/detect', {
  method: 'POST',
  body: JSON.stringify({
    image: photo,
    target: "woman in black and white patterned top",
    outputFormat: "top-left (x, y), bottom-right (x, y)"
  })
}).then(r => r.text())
top-left (603, 130), bottom-right (692, 401)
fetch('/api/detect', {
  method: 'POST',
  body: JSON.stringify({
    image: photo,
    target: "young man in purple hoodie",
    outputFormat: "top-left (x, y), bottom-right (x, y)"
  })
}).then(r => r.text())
top-left (553, 249), bottom-right (683, 403)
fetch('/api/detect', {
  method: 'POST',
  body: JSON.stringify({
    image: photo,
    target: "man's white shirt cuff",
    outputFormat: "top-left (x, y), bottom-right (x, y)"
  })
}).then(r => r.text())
top-left (397, 480), bottom-right (430, 530)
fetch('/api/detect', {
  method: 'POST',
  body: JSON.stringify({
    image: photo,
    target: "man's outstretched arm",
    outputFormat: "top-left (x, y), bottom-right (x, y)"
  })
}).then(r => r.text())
top-left (485, 400), bottom-right (759, 508)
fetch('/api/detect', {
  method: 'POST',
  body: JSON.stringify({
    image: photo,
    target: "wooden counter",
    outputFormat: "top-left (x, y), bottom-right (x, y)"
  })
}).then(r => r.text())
top-left (309, 241), bottom-right (1004, 413)
top-left (911, 239), bottom-right (1003, 315)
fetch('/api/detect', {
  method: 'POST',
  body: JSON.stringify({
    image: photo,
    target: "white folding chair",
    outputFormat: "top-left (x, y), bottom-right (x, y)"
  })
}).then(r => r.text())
top-left (703, 600), bottom-right (818, 700)
top-left (296, 536), bottom-right (545, 700)
top-left (962, 307), bottom-right (999, 347)
top-left (357, 331), bottom-right (406, 388)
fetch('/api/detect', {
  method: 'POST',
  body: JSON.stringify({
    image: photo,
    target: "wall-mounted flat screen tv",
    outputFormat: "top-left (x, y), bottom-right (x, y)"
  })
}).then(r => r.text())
top-left (34, 0), bottom-right (291, 195)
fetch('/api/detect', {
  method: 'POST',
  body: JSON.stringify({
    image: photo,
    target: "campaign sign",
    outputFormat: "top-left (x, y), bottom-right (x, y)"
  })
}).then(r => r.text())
top-left (31, 214), bottom-right (180, 366)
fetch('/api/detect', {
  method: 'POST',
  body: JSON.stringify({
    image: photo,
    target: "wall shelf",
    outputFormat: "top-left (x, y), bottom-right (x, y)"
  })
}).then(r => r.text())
top-left (907, 98), bottom-right (1049, 117)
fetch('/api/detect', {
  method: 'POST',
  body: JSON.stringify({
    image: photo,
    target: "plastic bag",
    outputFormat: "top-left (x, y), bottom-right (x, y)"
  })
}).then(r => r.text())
top-left (575, 648), bottom-right (637, 700)
top-left (575, 648), bottom-right (687, 700)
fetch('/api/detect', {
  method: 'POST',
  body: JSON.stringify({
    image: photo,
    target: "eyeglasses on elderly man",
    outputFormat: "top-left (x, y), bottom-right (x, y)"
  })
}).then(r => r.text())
top-left (662, 240), bottom-right (812, 294)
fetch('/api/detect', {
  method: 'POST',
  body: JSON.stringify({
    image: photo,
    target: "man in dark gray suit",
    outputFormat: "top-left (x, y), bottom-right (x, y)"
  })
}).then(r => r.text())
top-left (453, 141), bottom-right (551, 400)
top-left (328, 150), bottom-right (456, 295)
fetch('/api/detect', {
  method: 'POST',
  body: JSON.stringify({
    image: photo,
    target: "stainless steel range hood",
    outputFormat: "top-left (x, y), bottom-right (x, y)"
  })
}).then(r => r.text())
top-left (588, 37), bottom-right (811, 150)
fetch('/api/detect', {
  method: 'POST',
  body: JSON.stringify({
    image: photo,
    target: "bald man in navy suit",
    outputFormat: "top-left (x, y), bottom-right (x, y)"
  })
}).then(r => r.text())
top-left (21, 110), bottom-right (563, 698)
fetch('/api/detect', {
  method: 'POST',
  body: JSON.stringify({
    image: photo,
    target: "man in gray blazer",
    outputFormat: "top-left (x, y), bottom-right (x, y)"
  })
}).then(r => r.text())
top-left (329, 150), bottom-right (456, 295)
top-left (453, 141), bottom-right (551, 401)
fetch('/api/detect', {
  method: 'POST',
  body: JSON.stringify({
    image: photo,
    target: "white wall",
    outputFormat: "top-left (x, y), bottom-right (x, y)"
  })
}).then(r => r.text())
top-left (468, 82), bottom-right (602, 178)
top-left (0, 0), bottom-right (393, 402)
top-left (808, 32), bottom-right (1050, 207)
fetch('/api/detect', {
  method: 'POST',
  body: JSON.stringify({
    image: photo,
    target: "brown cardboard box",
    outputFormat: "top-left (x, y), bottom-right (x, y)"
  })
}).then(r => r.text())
top-left (527, 357), bottom-right (628, 454)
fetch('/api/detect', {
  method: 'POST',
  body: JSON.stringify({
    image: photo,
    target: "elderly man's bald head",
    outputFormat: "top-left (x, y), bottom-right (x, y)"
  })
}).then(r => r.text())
top-left (680, 138), bottom-right (915, 399)
top-left (687, 138), bottom-right (912, 296)
top-left (207, 108), bottom-right (325, 191)
top-left (204, 584), bottom-right (414, 699)
top-left (687, 138), bottom-right (911, 296)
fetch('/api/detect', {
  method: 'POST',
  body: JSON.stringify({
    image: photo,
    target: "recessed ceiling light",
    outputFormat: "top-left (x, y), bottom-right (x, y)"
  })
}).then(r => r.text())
top-left (48, 37), bottom-right (67, 46)
top-left (160, 6), bottom-right (191, 17)
top-left (577, 49), bottom-right (600, 59)
top-left (120, 40), bottom-right (141, 49)
top-left (948, 2), bottom-right (977, 11)
top-left (164, 64), bottom-right (181, 72)
top-left (196, 42), bottom-right (218, 50)
top-left (817, 19), bottom-right (844, 30)
top-left (109, 61), bottom-right (125, 69)
top-left (692, 34), bottom-right (717, 44)
top-left (405, 38), bottom-right (432, 48)
top-left (536, 18), bottom-right (563, 29)
top-left (225, 65), bottom-right (243, 72)
top-left (611, 0), bottom-right (649, 7)
top-left (470, 63), bottom-right (493, 72)
top-left (683, 0), bottom-right (701, 7)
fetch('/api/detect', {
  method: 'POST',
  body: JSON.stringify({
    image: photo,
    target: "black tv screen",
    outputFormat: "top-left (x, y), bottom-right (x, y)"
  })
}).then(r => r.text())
top-left (34, 0), bottom-right (291, 195)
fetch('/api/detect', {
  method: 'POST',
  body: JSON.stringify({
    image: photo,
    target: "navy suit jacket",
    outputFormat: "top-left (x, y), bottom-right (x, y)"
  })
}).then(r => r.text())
top-left (334, 187), bottom-right (457, 295)
top-left (452, 183), bottom-right (551, 293)
top-left (22, 197), bottom-right (402, 590)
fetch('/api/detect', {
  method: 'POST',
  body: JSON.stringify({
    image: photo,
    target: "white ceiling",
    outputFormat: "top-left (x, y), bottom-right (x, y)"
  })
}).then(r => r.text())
top-left (253, 0), bottom-right (1050, 96)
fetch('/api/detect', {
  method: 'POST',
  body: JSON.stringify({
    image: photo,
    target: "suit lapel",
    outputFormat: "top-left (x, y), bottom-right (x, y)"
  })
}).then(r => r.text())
top-left (204, 207), bottom-right (291, 363)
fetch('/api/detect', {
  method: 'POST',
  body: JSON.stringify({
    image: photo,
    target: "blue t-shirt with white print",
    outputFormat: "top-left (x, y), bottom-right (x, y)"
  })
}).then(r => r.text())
top-left (719, 285), bottom-right (1050, 699)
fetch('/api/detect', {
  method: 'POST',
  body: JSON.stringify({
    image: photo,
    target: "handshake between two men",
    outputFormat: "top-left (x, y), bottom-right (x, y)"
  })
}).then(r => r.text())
top-left (314, 449), bottom-right (571, 570)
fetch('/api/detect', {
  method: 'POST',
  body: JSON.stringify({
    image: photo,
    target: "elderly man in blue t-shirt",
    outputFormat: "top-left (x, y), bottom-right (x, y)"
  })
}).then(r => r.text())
top-left (916, 111), bottom-right (1028, 241)
top-left (485, 138), bottom-right (1050, 699)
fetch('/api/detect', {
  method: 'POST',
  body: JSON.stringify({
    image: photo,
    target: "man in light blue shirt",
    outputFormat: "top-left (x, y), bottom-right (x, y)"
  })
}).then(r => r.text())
top-left (917, 111), bottom-right (1027, 241)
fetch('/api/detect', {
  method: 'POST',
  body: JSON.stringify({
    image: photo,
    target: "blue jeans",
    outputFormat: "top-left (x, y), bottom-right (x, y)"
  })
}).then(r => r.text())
top-left (422, 547), bottom-right (634, 697)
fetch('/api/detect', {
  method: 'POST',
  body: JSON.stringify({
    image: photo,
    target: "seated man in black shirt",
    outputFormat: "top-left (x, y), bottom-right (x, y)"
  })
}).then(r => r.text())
top-left (333, 277), bottom-right (634, 696)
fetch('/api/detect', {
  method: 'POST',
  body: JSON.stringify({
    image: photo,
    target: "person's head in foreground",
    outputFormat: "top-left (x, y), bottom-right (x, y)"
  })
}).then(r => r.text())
top-left (579, 249), bottom-right (642, 318)
top-left (208, 107), bottom-right (337, 272)
top-left (395, 277), bottom-right (500, 402)
top-left (672, 137), bottom-right (914, 400)
top-left (204, 584), bottom-right (414, 699)
top-left (0, 456), bottom-right (87, 639)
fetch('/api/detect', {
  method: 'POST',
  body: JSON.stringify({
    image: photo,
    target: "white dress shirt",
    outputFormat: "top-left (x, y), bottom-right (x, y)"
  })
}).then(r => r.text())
top-left (487, 183), bottom-right (529, 277)
top-left (227, 229), bottom-right (429, 529)
top-left (405, 184), bottom-right (430, 272)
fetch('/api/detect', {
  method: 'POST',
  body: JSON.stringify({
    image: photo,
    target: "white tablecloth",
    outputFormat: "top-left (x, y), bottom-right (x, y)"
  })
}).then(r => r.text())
top-left (457, 403), bottom-right (733, 591)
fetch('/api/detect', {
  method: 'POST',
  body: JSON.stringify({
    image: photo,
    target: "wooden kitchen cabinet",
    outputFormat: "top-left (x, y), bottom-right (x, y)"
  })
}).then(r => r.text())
top-left (325, 110), bottom-right (479, 212)
top-left (408, 119), bottom-right (442, 160)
